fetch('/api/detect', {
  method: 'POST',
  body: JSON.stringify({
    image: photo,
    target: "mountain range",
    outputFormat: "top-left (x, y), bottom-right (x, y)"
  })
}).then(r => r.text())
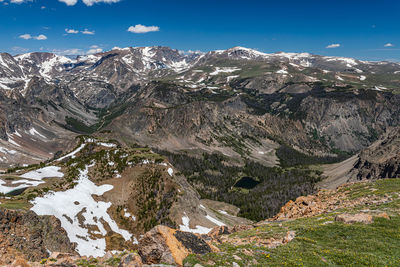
top-left (0, 46), bottom-right (399, 265)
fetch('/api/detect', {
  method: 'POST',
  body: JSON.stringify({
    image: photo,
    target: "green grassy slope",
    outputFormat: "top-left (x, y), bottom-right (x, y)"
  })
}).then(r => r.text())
top-left (185, 178), bottom-right (400, 266)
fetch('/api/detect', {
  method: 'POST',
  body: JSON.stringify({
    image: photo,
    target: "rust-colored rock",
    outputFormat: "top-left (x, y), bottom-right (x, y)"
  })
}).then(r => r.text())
top-left (0, 208), bottom-right (76, 265)
top-left (207, 226), bottom-right (231, 238)
top-left (138, 225), bottom-right (211, 266)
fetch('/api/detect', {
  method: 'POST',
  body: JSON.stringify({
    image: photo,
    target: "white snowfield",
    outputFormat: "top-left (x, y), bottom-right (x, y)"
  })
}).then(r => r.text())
top-left (124, 208), bottom-right (136, 221)
top-left (20, 166), bottom-right (64, 180)
top-left (0, 166), bottom-right (64, 194)
top-left (31, 164), bottom-right (134, 257)
top-left (0, 146), bottom-right (17, 155)
top-left (276, 69), bottom-right (288, 74)
top-left (0, 179), bottom-right (44, 194)
top-left (57, 143), bottom-right (86, 161)
top-left (97, 142), bottom-right (117, 148)
top-left (210, 67), bottom-right (241, 76)
top-left (179, 211), bottom-right (226, 234)
top-left (179, 213), bottom-right (212, 234)
top-left (167, 167), bottom-right (174, 176)
top-left (28, 128), bottom-right (46, 139)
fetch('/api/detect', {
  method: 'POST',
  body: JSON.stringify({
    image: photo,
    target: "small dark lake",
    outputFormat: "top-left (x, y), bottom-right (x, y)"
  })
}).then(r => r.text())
top-left (234, 176), bottom-right (260, 189)
top-left (6, 187), bottom-right (27, 197)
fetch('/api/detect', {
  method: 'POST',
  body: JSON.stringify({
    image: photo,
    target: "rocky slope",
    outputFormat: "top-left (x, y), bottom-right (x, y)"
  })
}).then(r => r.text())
top-left (320, 126), bottom-right (400, 189)
top-left (5, 177), bottom-right (400, 266)
top-left (1, 46), bottom-right (400, 169)
top-left (0, 45), bottom-right (399, 265)
top-left (0, 137), bottom-right (250, 264)
top-left (352, 127), bottom-right (400, 179)
top-left (0, 45), bottom-right (399, 228)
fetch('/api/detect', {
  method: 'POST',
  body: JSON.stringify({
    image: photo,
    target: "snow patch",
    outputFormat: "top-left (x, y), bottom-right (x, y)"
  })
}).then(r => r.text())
top-left (0, 147), bottom-right (17, 155)
top-left (28, 128), bottom-right (46, 139)
top-left (276, 69), bottom-right (288, 74)
top-left (31, 164), bottom-right (132, 257)
top-left (179, 213), bottom-right (212, 234)
top-left (210, 67), bottom-right (241, 76)
top-left (57, 144), bottom-right (86, 161)
top-left (20, 166), bottom-right (64, 181)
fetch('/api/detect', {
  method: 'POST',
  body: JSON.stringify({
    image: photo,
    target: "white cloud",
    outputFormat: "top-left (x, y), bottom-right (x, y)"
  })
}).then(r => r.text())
top-left (65, 28), bottom-right (79, 34)
top-left (34, 34), bottom-right (47, 40)
top-left (58, 0), bottom-right (78, 5)
top-left (127, 24), bottom-right (160, 34)
top-left (19, 34), bottom-right (32, 40)
top-left (87, 45), bottom-right (102, 54)
top-left (326, 43), bottom-right (341, 49)
top-left (81, 29), bottom-right (95, 35)
top-left (384, 43), bottom-right (394, 47)
top-left (82, 0), bottom-right (121, 6)
top-left (10, 0), bottom-right (32, 3)
top-left (19, 33), bottom-right (47, 40)
top-left (58, 0), bottom-right (120, 6)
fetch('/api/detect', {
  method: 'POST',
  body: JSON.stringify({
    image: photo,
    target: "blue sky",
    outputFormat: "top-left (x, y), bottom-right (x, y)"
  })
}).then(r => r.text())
top-left (0, 0), bottom-right (399, 61)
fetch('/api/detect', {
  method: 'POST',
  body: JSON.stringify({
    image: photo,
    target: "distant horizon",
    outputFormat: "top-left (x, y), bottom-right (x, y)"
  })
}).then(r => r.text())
top-left (1, 0), bottom-right (399, 62)
top-left (5, 45), bottom-right (400, 63)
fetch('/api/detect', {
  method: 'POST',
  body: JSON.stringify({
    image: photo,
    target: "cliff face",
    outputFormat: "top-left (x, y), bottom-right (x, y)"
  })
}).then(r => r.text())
top-left (352, 127), bottom-right (400, 180)
top-left (0, 208), bottom-right (75, 265)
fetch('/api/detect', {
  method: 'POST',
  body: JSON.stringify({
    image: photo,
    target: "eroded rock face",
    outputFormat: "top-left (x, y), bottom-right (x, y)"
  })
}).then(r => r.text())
top-left (352, 127), bottom-right (400, 180)
top-left (138, 225), bottom-right (211, 266)
top-left (0, 208), bottom-right (76, 265)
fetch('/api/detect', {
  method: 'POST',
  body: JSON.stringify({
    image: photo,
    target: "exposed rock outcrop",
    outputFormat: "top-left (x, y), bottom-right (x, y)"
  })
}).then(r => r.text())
top-left (138, 225), bottom-right (211, 266)
top-left (352, 127), bottom-right (400, 180)
top-left (0, 208), bottom-right (76, 265)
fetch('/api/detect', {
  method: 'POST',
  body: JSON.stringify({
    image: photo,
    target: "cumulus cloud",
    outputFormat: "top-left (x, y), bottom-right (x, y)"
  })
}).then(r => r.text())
top-left (19, 33), bottom-right (47, 40)
top-left (65, 28), bottom-right (79, 34)
top-left (87, 45), bottom-right (102, 54)
top-left (127, 24), bottom-right (160, 34)
top-left (10, 0), bottom-right (32, 3)
top-left (58, 0), bottom-right (120, 6)
top-left (384, 43), bottom-right (394, 47)
top-left (19, 34), bottom-right (32, 40)
top-left (326, 43), bottom-right (341, 49)
top-left (81, 29), bottom-right (95, 35)
top-left (58, 0), bottom-right (78, 5)
top-left (82, 0), bottom-right (120, 6)
top-left (64, 28), bottom-right (94, 35)
top-left (35, 34), bottom-right (47, 40)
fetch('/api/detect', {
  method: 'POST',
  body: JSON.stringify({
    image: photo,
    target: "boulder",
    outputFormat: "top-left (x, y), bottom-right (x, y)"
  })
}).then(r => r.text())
top-left (207, 226), bottom-right (231, 238)
top-left (335, 213), bottom-right (373, 224)
top-left (120, 252), bottom-right (143, 266)
top-left (138, 225), bottom-right (211, 266)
